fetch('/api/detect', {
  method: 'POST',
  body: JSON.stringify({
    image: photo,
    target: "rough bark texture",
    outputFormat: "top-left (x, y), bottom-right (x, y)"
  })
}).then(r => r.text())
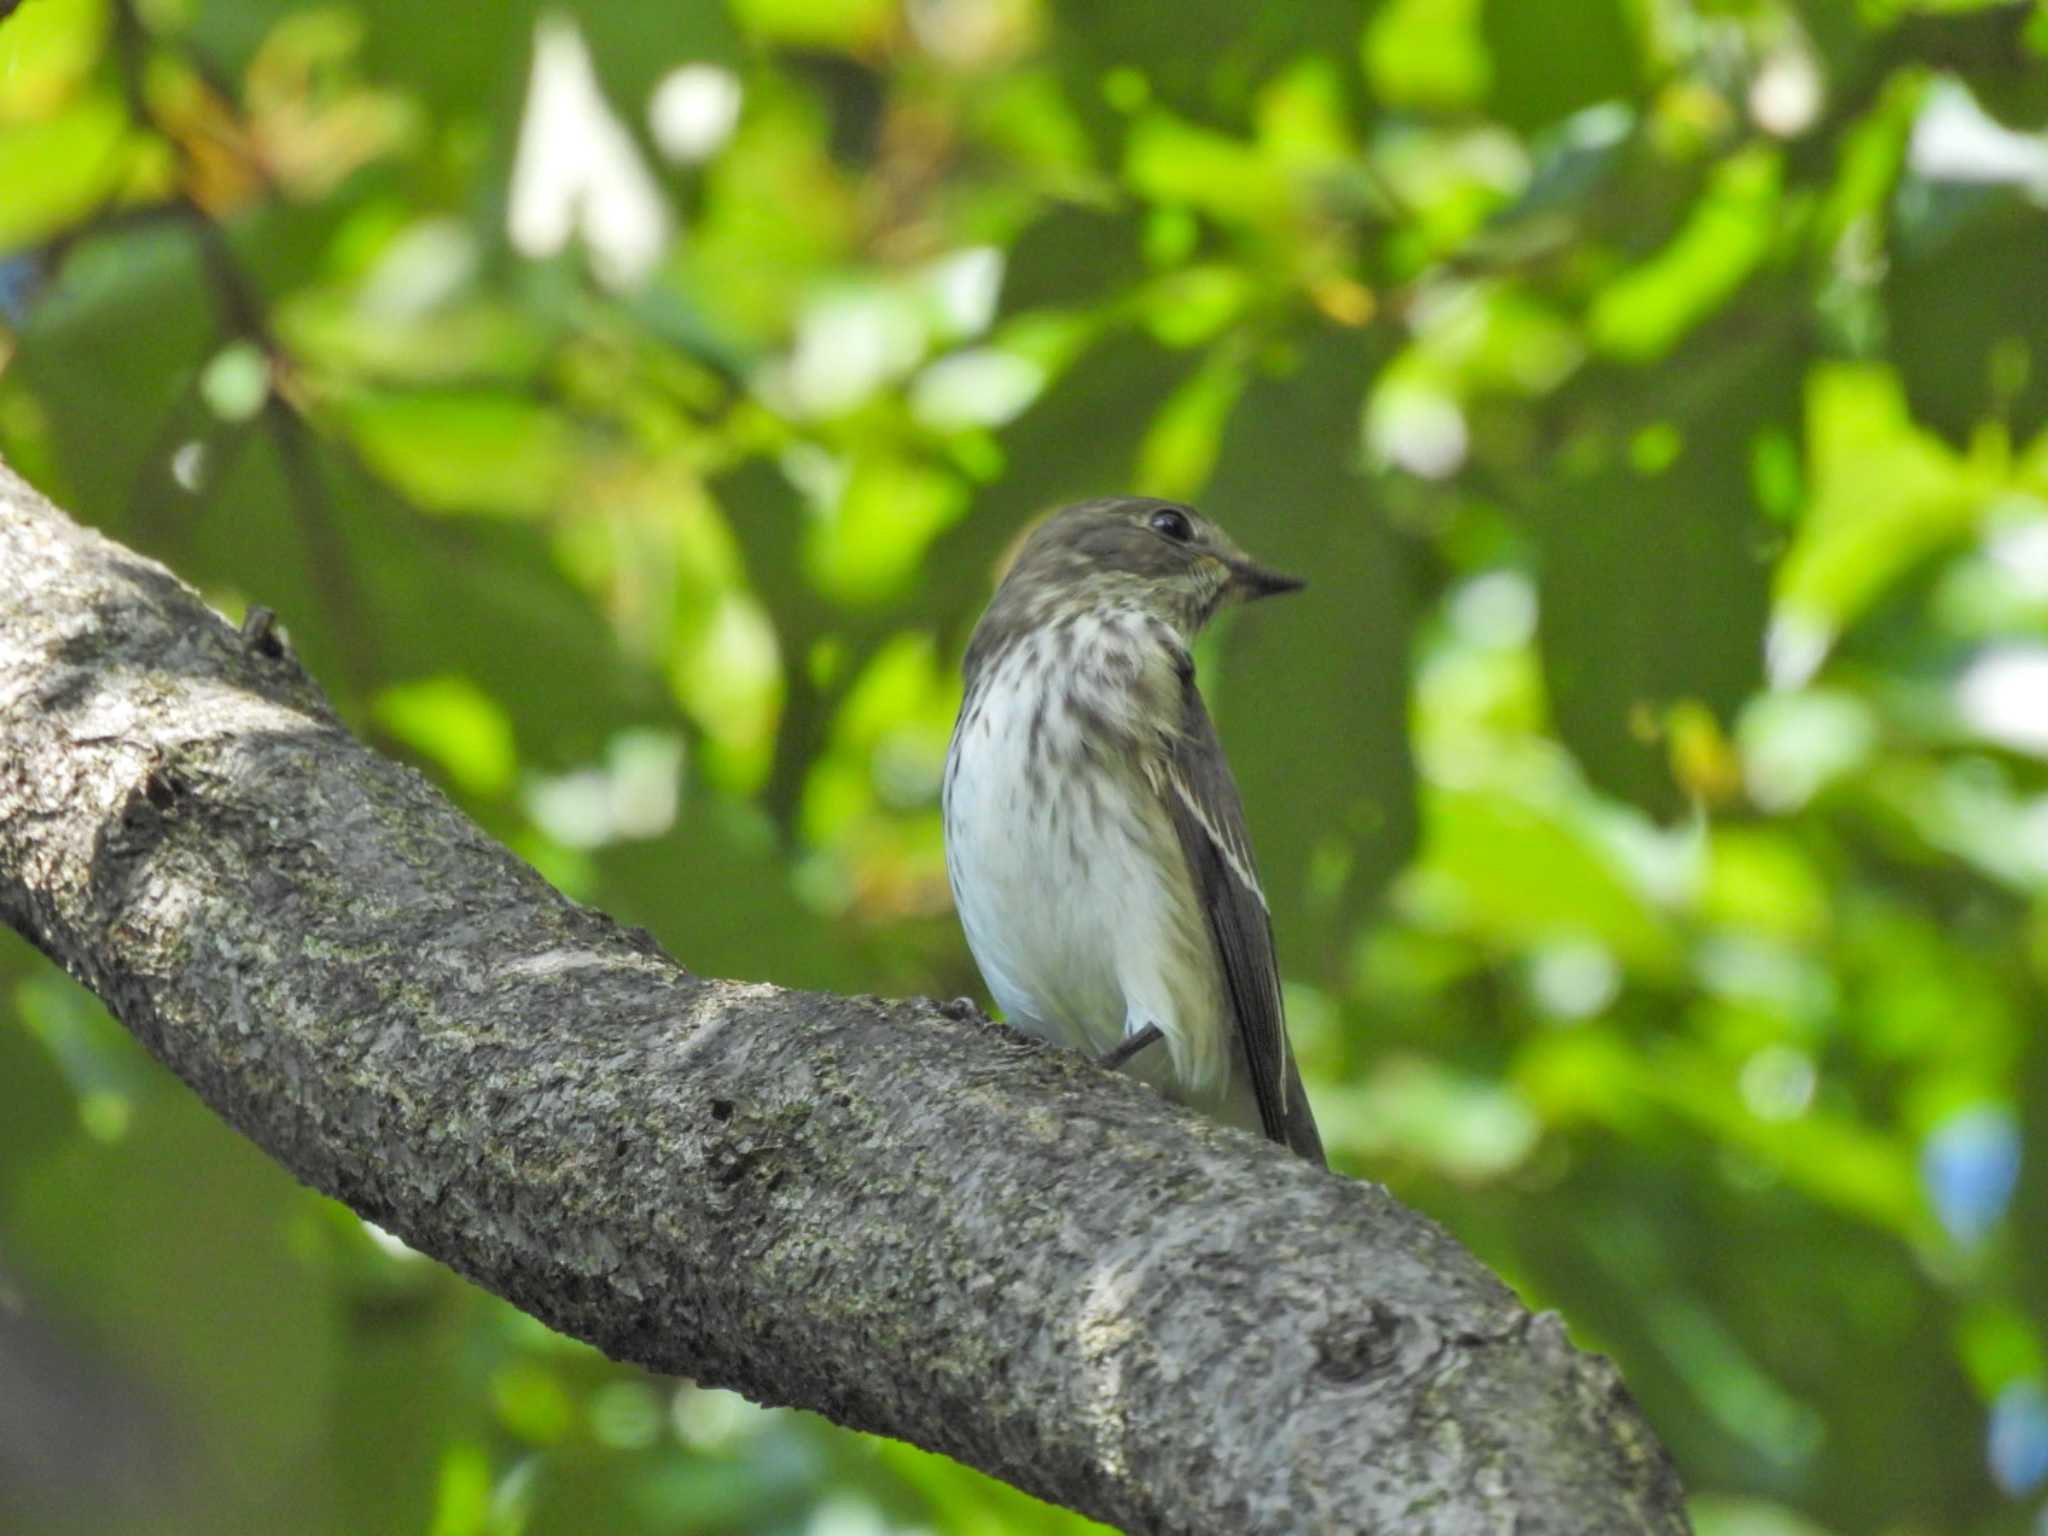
top-left (0, 459), bottom-right (1690, 1535)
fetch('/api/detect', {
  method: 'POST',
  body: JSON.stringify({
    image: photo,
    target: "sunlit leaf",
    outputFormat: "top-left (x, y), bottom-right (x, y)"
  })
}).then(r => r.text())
top-left (1699, 827), bottom-right (1831, 944)
top-left (803, 450), bottom-right (968, 605)
top-left (1364, 0), bottom-right (1491, 111)
top-left (1133, 348), bottom-right (1246, 497)
top-left (0, 0), bottom-right (110, 123)
top-left (1690, 1495), bottom-right (1843, 1536)
top-left (1776, 364), bottom-right (1986, 631)
top-left (1253, 53), bottom-right (1354, 165)
top-left (1323, 1054), bottom-right (1540, 1179)
top-left (426, 1442), bottom-right (493, 1536)
top-left (1956, 1303), bottom-right (2047, 1397)
top-left (727, 0), bottom-right (893, 50)
top-left (671, 591), bottom-right (783, 790)
top-left (345, 391), bottom-right (577, 517)
top-left (1137, 264), bottom-right (1253, 349)
top-left (373, 674), bottom-right (520, 799)
top-left (277, 290), bottom-right (552, 384)
top-left (0, 91), bottom-right (135, 255)
top-left (1404, 785), bottom-right (1680, 969)
top-left (1122, 110), bottom-right (1293, 227)
top-left (1590, 148), bottom-right (1783, 363)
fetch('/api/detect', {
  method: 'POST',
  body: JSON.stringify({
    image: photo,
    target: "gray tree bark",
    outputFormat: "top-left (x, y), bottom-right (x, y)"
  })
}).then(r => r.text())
top-left (0, 459), bottom-right (1690, 1535)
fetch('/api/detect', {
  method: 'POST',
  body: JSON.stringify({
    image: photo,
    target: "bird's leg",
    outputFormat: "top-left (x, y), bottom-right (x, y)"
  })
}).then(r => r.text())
top-left (1097, 1022), bottom-right (1164, 1073)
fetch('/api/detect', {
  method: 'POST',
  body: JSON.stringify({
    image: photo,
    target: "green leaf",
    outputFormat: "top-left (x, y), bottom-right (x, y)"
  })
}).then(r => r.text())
top-left (1202, 332), bottom-right (1419, 963)
top-left (1133, 348), bottom-right (1247, 496)
top-left (0, 91), bottom-right (134, 255)
top-left (1775, 363), bottom-right (1986, 632)
top-left (1533, 334), bottom-right (1796, 813)
top-left (1482, 0), bottom-right (1640, 132)
top-left (489, 1360), bottom-right (576, 1445)
top-left (0, 0), bottom-right (110, 121)
top-left (276, 290), bottom-right (552, 385)
top-left (1890, 187), bottom-right (2048, 444)
top-left (1700, 828), bottom-right (1832, 944)
top-left (1323, 1054), bottom-right (1540, 1178)
top-left (0, 953), bottom-right (98, 1167)
top-left (1590, 148), bottom-right (1783, 363)
top-left (8, 223), bottom-right (216, 533)
top-left (1690, 1495), bottom-right (1842, 1536)
top-left (728, 0), bottom-right (892, 50)
top-left (803, 451), bottom-right (969, 606)
top-left (1364, 0), bottom-right (1491, 111)
top-left (373, 675), bottom-right (520, 799)
top-left (1405, 784), bottom-right (1680, 969)
top-left (1122, 110), bottom-right (1293, 227)
top-left (426, 1442), bottom-right (494, 1536)
top-left (1136, 264), bottom-right (1254, 349)
top-left (345, 392), bottom-right (577, 518)
top-left (1956, 1302), bottom-right (2047, 1398)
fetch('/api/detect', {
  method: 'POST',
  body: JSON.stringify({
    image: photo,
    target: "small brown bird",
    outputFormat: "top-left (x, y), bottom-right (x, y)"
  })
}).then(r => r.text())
top-left (942, 496), bottom-right (1324, 1164)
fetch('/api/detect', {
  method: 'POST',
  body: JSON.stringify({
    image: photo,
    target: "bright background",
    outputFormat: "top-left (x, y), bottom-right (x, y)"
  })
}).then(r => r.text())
top-left (3, 1), bottom-right (2047, 1533)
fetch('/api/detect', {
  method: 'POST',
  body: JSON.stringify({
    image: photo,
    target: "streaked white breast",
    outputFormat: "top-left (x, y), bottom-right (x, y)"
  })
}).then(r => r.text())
top-left (941, 615), bottom-right (1241, 1116)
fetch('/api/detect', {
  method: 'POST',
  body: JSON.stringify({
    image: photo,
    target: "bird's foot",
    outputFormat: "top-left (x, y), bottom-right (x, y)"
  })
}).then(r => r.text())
top-left (1097, 1023), bottom-right (1164, 1073)
top-left (934, 996), bottom-right (981, 1022)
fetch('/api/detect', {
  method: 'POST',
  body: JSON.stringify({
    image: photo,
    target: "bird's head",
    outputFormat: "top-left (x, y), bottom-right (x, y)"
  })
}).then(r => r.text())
top-left (993, 497), bottom-right (1304, 642)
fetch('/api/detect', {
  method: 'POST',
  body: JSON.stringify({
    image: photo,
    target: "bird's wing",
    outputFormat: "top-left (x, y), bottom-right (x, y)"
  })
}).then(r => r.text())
top-left (1159, 668), bottom-right (1325, 1165)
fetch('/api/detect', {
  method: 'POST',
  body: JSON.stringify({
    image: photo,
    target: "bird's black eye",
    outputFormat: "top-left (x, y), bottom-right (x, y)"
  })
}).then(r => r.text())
top-left (1148, 508), bottom-right (1194, 544)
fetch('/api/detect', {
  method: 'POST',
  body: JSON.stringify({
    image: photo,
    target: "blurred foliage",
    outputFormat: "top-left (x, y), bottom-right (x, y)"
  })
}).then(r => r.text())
top-left (4, 0), bottom-right (2048, 1532)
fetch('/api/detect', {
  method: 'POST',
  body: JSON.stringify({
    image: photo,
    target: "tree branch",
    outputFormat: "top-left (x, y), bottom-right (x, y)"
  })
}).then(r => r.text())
top-left (0, 458), bottom-right (1690, 1535)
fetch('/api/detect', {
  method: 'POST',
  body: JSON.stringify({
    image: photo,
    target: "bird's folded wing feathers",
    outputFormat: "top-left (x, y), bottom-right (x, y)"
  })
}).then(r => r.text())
top-left (1160, 674), bottom-right (1326, 1165)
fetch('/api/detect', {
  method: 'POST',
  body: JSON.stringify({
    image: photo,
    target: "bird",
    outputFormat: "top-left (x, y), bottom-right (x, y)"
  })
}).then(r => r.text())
top-left (942, 495), bottom-right (1325, 1165)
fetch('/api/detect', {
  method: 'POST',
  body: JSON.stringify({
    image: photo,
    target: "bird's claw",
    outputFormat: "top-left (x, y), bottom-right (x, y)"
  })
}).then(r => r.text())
top-left (1097, 1022), bottom-right (1164, 1073)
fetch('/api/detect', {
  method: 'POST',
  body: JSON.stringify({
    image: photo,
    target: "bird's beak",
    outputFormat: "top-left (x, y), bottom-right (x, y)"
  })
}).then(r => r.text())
top-left (1225, 557), bottom-right (1307, 603)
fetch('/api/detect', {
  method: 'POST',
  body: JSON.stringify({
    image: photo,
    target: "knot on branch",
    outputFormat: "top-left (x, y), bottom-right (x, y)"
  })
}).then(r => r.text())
top-left (1312, 1301), bottom-right (1405, 1385)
